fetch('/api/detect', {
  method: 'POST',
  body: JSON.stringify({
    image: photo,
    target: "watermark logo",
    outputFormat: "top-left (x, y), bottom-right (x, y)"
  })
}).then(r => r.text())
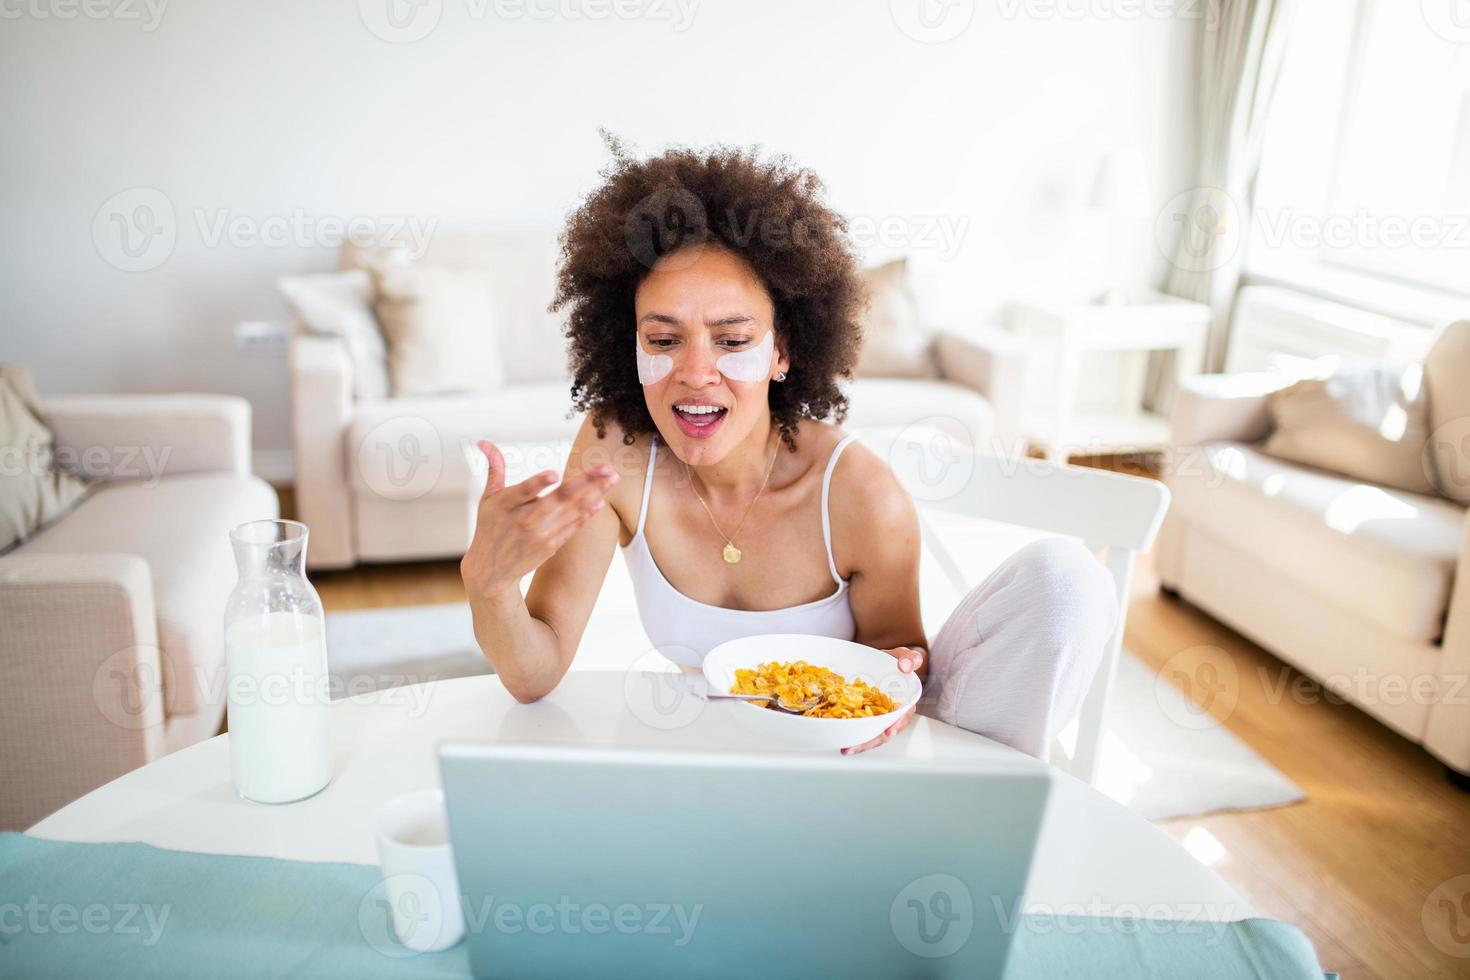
top-left (1422, 0), bottom-right (1470, 44)
top-left (622, 648), bottom-right (706, 730)
top-left (92, 189), bottom-right (437, 272)
top-left (1425, 416), bottom-right (1470, 498)
top-left (890, 0), bottom-right (974, 44)
top-left (91, 645), bottom-right (175, 731)
top-left (1155, 644), bottom-right (1239, 730)
top-left (359, 0), bottom-right (698, 41)
top-left (1423, 875), bottom-right (1470, 958)
top-left (1154, 186), bottom-right (1243, 275)
top-left (625, 186), bottom-right (709, 271)
top-left (359, 873), bottom-right (449, 957)
top-left (885, 417), bottom-right (976, 503)
top-left (93, 187), bottom-right (176, 273)
top-left (358, 0), bottom-right (443, 42)
top-left (891, 873), bottom-right (974, 957)
top-left (357, 415), bottom-right (444, 501)
top-left (995, 0), bottom-right (1220, 28)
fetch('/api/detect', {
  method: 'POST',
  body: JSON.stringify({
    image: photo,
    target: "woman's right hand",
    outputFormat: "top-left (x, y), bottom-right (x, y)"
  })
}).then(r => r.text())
top-left (460, 440), bottom-right (620, 600)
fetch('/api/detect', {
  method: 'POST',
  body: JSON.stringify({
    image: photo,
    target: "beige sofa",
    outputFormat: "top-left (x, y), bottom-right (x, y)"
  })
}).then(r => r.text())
top-left (0, 394), bottom-right (278, 829)
top-left (1156, 323), bottom-right (1470, 779)
top-left (290, 234), bottom-right (1030, 569)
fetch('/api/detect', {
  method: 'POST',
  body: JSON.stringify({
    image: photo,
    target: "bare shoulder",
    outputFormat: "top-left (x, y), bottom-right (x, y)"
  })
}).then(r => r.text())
top-left (569, 413), bottom-right (658, 540)
top-left (814, 423), bottom-right (919, 573)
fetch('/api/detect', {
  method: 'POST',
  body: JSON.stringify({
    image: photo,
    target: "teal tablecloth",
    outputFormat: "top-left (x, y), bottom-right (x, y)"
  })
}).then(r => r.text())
top-left (0, 833), bottom-right (1328, 979)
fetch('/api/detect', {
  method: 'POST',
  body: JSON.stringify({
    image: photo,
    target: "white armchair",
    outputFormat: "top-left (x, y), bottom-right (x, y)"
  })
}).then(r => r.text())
top-left (1156, 356), bottom-right (1470, 779)
top-left (0, 394), bottom-right (278, 829)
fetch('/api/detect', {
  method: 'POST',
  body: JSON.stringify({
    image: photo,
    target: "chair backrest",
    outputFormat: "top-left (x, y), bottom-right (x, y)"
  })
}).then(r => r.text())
top-left (862, 427), bottom-right (1171, 784)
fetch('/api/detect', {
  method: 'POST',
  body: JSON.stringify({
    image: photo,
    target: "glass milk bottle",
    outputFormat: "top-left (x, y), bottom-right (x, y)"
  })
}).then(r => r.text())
top-left (224, 519), bottom-right (332, 804)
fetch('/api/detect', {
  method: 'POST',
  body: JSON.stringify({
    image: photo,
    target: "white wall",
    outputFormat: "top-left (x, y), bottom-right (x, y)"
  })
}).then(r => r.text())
top-left (0, 0), bottom-right (1199, 467)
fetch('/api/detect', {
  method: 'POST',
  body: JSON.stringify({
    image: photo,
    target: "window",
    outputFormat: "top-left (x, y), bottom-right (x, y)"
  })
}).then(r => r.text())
top-left (1250, 0), bottom-right (1470, 298)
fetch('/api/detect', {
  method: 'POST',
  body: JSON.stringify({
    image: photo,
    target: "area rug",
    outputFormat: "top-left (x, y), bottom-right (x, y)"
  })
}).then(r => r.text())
top-left (323, 602), bottom-right (1304, 822)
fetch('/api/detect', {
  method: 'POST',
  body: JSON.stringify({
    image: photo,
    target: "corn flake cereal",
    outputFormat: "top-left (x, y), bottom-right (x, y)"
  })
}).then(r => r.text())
top-left (730, 660), bottom-right (897, 718)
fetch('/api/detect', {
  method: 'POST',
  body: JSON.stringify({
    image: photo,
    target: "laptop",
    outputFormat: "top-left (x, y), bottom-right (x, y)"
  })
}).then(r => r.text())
top-left (439, 743), bottom-right (1052, 979)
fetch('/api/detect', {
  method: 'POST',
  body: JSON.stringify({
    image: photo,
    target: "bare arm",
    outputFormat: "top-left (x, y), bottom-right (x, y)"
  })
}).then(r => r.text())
top-left (835, 441), bottom-right (929, 754)
top-left (461, 416), bottom-right (622, 702)
top-left (842, 445), bottom-right (928, 661)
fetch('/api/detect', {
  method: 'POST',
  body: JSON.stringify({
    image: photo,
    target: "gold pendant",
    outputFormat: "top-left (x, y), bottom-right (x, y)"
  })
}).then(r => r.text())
top-left (722, 542), bottom-right (742, 564)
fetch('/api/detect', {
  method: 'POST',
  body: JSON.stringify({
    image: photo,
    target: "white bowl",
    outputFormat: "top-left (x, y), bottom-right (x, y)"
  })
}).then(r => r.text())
top-left (702, 634), bottom-right (922, 752)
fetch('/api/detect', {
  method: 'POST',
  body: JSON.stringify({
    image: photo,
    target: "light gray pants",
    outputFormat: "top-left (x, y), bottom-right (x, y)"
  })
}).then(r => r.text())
top-left (920, 538), bottom-right (1119, 760)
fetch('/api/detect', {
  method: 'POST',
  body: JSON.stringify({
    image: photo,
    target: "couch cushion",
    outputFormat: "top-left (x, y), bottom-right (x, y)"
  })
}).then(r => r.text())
top-left (371, 264), bottom-right (507, 397)
top-left (854, 259), bottom-right (939, 379)
top-left (349, 382), bottom-right (583, 500)
top-left (1170, 442), bottom-right (1464, 641)
top-left (16, 473), bottom-right (280, 716)
top-left (842, 378), bottom-right (994, 455)
top-left (343, 233), bottom-right (569, 386)
top-left (0, 365), bottom-right (92, 552)
top-left (1262, 364), bottom-right (1435, 496)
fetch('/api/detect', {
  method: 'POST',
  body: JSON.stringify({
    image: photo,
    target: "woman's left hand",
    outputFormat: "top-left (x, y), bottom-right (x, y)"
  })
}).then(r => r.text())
top-left (840, 646), bottom-right (925, 756)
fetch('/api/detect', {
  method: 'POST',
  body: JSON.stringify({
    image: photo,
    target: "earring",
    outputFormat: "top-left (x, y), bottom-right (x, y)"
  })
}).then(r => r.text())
top-left (774, 371), bottom-right (787, 382)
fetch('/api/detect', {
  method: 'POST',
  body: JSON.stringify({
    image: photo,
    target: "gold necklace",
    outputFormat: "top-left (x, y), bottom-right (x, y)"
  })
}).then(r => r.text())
top-left (683, 430), bottom-right (779, 564)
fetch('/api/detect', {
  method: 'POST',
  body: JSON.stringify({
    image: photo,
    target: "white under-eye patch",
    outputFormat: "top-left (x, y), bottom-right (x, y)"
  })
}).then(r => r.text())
top-left (635, 341), bottom-right (673, 385)
top-left (634, 330), bottom-right (776, 386)
top-left (715, 330), bottom-right (775, 383)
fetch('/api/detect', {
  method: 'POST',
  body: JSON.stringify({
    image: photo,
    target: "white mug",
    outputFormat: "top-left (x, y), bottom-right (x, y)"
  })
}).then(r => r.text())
top-left (375, 788), bottom-right (465, 953)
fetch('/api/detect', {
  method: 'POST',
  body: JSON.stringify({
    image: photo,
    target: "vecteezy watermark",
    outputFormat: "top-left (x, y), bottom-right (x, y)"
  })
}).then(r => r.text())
top-left (357, 0), bottom-right (698, 43)
top-left (890, 873), bottom-right (975, 958)
top-left (1253, 208), bottom-right (1470, 254)
top-left (1421, 0), bottom-right (1470, 45)
top-left (0, 440), bottom-right (173, 488)
top-left (0, 0), bottom-right (168, 30)
top-left (463, 896), bottom-right (702, 946)
top-left (0, 898), bottom-right (171, 946)
top-left (1423, 875), bottom-right (1470, 958)
top-left (1154, 644), bottom-right (1239, 730)
top-left (994, 897), bottom-right (1239, 947)
top-left (1254, 666), bottom-right (1467, 711)
top-left (622, 187), bottom-right (970, 269)
top-left (889, 0), bottom-right (975, 44)
top-left (358, 881), bottom-right (703, 957)
top-left (1156, 185), bottom-right (1470, 274)
top-left (92, 188), bottom-right (438, 273)
top-left (994, 0), bottom-right (1220, 28)
top-left (848, 213), bottom-right (971, 262)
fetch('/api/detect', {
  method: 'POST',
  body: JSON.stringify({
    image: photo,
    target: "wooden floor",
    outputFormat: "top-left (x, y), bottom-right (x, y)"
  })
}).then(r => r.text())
top-left (288, 488), bottom-right (1470, 979)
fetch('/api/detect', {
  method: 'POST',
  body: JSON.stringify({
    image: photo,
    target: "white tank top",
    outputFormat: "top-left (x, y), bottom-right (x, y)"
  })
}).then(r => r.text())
top-left (620, 432), bottom-right (859, 667)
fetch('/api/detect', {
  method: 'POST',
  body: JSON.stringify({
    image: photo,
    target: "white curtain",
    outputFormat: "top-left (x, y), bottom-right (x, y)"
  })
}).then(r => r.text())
top-left (1159, 0), bottom-right (1300, 379)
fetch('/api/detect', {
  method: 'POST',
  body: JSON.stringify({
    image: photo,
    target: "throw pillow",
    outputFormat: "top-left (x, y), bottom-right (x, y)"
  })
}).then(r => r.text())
top-left (278, 270), bottom-right (391, 400)
top-left (371, 265), bottom-right (506, 397)
top-left (854, 259), bottom-right (938, 378)
top-left (0, 365), bottom-right (92, 552)
top-left (1262, 363), bottom-right (1436, 496)
top-left (1422, 320), bottom-right (1470, 504)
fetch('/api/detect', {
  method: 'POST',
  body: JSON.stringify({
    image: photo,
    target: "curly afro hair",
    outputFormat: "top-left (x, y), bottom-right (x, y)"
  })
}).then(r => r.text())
top-left (551, 137), bottom-right (866, 453)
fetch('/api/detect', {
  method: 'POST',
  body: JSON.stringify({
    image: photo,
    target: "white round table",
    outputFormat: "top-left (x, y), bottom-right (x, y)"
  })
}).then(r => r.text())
top-left (28, 671), bottom-right (1250, 922)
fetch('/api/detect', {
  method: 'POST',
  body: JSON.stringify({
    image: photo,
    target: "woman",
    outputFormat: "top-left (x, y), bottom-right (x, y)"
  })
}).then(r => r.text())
top-left (461, 143), bottom-right (1117, 757)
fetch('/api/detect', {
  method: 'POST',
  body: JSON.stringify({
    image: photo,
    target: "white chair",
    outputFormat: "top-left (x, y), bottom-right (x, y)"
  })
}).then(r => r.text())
top-left (867, 429), bottom-right (1170, 785)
